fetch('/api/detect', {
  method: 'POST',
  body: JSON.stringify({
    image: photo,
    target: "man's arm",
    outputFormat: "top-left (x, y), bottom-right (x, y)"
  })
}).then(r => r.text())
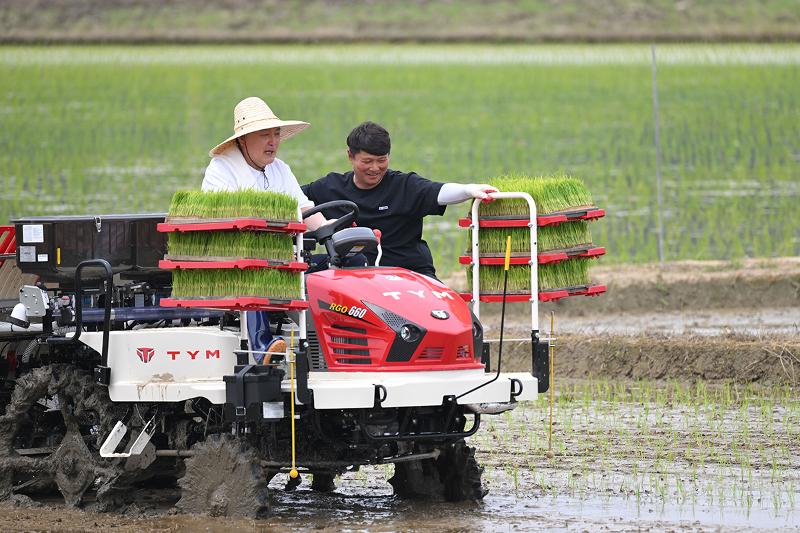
top-left (437, 183), bottom-right (498, 205)
top-left (302, 209), bottom-right (327, 231)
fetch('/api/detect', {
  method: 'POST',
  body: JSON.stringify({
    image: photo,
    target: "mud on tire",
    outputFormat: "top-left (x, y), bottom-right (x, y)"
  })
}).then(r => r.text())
top-left (176, 433), bottom-right (270, 518)
top-left (389, 440), bottom-right (488, 502)
top-left (0, 364), bottom-right (122, 506)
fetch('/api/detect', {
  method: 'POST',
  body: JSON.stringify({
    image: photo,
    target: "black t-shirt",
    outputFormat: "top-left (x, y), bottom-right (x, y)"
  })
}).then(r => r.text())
top-left (302, 170), bottom-right (446, 276)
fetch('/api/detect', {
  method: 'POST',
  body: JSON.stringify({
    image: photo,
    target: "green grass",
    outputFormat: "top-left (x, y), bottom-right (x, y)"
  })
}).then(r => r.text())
top-left (168, 189), bottom-right (298, 220)
top-left (467, 258), bottom-right (592, 292)
top-left (171, 268), bottom-right (300, 299)
top-left (167, 231), bottom-right (294, 262)
top-left (1, 45), bottom-right (798, 277)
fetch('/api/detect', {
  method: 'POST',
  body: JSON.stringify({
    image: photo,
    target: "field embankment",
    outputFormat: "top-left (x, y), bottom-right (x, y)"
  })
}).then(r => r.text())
top-left (465, 258), bottom-right (800, 386)
top-left (2, 0), bottom-right (800, 43)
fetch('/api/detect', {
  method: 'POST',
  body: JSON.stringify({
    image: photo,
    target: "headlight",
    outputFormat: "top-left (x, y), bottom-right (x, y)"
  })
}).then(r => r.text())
top-left (400, 324), bottom-right (419, 342)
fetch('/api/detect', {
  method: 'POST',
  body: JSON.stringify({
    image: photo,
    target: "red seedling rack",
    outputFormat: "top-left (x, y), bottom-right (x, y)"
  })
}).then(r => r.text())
top-left (458, 207), bottom-right (605, 229)
top-left (157, 212), bottom-right (309, 314)
top-left (158, 218), bottom-right (306, 234)
top-left (459, 284), bottom-right (606, 303)
top-left (159, 259), bottom-right (308, 272)
top-left (458, 246), bottom-right (605, 266)
top-left (160, 297), bottom-right (309, 312)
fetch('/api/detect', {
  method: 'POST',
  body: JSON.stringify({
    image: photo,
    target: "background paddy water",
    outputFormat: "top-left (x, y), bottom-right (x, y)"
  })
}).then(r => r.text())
top-left (1, 44), bottom-right (798, 275)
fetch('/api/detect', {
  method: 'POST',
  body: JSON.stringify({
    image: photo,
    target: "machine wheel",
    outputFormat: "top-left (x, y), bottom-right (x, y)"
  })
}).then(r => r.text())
top-left (310, 472), bottom-right (336, 492)
top-left (389, 440), bottom-right (487, 502)
top-left (176, 434), bottom-right (270, 518)
top-left (0, 364), bottom-right (122, 506)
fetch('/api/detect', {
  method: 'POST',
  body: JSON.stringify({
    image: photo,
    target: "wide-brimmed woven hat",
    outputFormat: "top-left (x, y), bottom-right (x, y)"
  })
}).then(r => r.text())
top-left (209, 97), bottom-right (310, 156)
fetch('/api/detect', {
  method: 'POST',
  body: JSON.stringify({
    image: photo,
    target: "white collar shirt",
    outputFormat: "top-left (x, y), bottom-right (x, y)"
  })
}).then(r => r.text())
top-left (201, 145), bottom-right (313, 209)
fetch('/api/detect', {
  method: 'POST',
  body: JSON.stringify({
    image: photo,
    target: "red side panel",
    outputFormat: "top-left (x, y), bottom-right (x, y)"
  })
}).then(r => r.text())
top-left (0, 226), bottom-right (15, 267)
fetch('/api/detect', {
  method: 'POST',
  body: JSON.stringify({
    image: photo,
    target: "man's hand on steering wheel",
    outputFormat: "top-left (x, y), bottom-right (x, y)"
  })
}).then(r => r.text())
top-left (302, 200), bottom-right (360, 244)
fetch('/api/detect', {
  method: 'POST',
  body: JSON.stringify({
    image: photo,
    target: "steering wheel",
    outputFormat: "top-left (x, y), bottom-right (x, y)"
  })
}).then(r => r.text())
top-left (302, 200), bottom-right (359, 244)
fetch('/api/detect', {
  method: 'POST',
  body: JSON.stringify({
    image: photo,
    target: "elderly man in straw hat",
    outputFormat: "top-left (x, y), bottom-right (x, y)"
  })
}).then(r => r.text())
top-left (202, 96), bottom-right (328, 230)
top-left (202, 97), bottom-right (328, 370)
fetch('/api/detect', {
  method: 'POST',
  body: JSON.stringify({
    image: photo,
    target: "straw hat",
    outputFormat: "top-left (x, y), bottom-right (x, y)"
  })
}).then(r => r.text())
top-left (209, 97), bottom-right (310, 156)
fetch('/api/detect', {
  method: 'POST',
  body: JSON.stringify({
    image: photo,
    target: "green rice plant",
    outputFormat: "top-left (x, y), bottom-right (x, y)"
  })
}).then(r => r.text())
top-left (480, 174), bottom-right (594, 217)
top-left (466, 258), bottom-right (592, 292)
top-left (168, 189), bottom-right (298, 221)
top-left (167, 231), bottom-right (295, 261)
top-left (470, 222), bottom-right (593, 254)
top-left (171, 268), bottom-right (300, 299)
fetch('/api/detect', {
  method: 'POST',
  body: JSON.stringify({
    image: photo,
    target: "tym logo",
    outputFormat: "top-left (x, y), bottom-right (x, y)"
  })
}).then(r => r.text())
top-left (167, 349), bottom-right (222, 361)
top-left (137, 347), bottom-right (155, 363)
top-left (135, 348), bottom-right (222, 362)
top-left (381, 290), bottom-right (455, 301)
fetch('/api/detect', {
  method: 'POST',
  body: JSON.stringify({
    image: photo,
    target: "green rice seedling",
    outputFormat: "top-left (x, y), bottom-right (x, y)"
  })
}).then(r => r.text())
top-left (467, 259), bottom-right (592, 292)
top-left (171, 268), bottom-right (300, 299)
top-left (480, 174), bottom-right (595, 217)
top-left (470, 222), bottom-right (593, 254)
top-left (168, 189), bottom-right (298, 221)
top-left (167, 231), bottom-right (295, 262)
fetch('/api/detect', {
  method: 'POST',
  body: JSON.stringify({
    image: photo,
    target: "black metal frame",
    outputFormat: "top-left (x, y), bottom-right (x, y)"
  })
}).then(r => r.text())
top-left (358, 397), bottom-right (481, 442)
top-left (532, 330), bottom-right (550, 393)
top-left (47, 259), bottom-right (113, 385)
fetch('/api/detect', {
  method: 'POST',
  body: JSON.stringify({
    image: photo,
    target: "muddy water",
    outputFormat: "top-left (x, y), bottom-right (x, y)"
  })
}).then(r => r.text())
top-left (2, 380), bottom-right (797, 532)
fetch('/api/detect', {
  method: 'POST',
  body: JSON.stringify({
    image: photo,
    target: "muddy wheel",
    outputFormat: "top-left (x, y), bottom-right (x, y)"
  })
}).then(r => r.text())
top-left (389, 440), bottom-right (487, 502)
top-left (0, 364), bottom-right (121, 507)
top-left (310, 472), bottom-right (336, 492)
top-left (437, 441), bottom-right (488, 501)
top-left (176, 434), bottom-right (270, 518)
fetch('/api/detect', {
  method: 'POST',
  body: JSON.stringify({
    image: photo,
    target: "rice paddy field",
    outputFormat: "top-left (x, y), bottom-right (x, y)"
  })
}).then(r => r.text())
top-left (1, 44), bottom-right (799, 277)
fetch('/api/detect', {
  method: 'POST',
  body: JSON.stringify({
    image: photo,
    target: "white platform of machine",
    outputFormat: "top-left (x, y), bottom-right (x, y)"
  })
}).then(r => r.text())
top-left (298, 369), bottom-right (537, 409)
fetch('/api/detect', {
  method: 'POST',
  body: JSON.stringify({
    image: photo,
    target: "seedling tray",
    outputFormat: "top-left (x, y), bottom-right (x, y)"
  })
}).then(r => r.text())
top-left (459, 246), bottom-right (605, 266)
top-left (459, 284), bottom-right (606, 303)
top-left (458, 207), bottom-right (605, 228)
top-left (160, 297), bottom-right (309, 312)
top-left (159, 259), bottom-right (307, 272)
top-left (158, 217), bottom-right (306, 234)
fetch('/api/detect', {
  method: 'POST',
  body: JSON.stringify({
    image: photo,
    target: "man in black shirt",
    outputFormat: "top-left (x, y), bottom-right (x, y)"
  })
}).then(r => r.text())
top-left (302, 122), bottom-right (497, 279)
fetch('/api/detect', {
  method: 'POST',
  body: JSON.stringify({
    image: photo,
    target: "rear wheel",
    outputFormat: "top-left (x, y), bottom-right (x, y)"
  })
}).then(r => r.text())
top-left (176, 434), bottom-right (270, 518)
top-left (389, 440), bottom-right (487, 501)
top-left (0, 364), bottom-right (122, 506)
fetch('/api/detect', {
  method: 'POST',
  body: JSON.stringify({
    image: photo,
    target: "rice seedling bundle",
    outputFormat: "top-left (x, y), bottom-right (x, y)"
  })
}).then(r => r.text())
top-left (168, 189), bottom-right (298, 221)
top-left (165, 189), bottom-right (300, 300)
top-left (469, 174), bottom-right (595, 255)
top-left (167, 231), bottom-right (295, 262)
top-left (474, 222), bottom-right (592, 254)
top-left (467, 258), bottom-right (592, 293)
top-left (171, 268), bottom-right (301, 300)
top-left (465, 174), bottom-right (599, 292)
top-left (481, 174), bottom-right (595, 217)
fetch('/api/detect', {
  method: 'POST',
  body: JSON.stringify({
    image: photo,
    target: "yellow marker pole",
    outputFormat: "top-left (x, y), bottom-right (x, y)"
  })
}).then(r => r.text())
top-left (504, 235), bottom-right (512, 271)
top-left (288, 328), bottom-right (298, 480)
top-left (547, 311), bottom-right (555, 458)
